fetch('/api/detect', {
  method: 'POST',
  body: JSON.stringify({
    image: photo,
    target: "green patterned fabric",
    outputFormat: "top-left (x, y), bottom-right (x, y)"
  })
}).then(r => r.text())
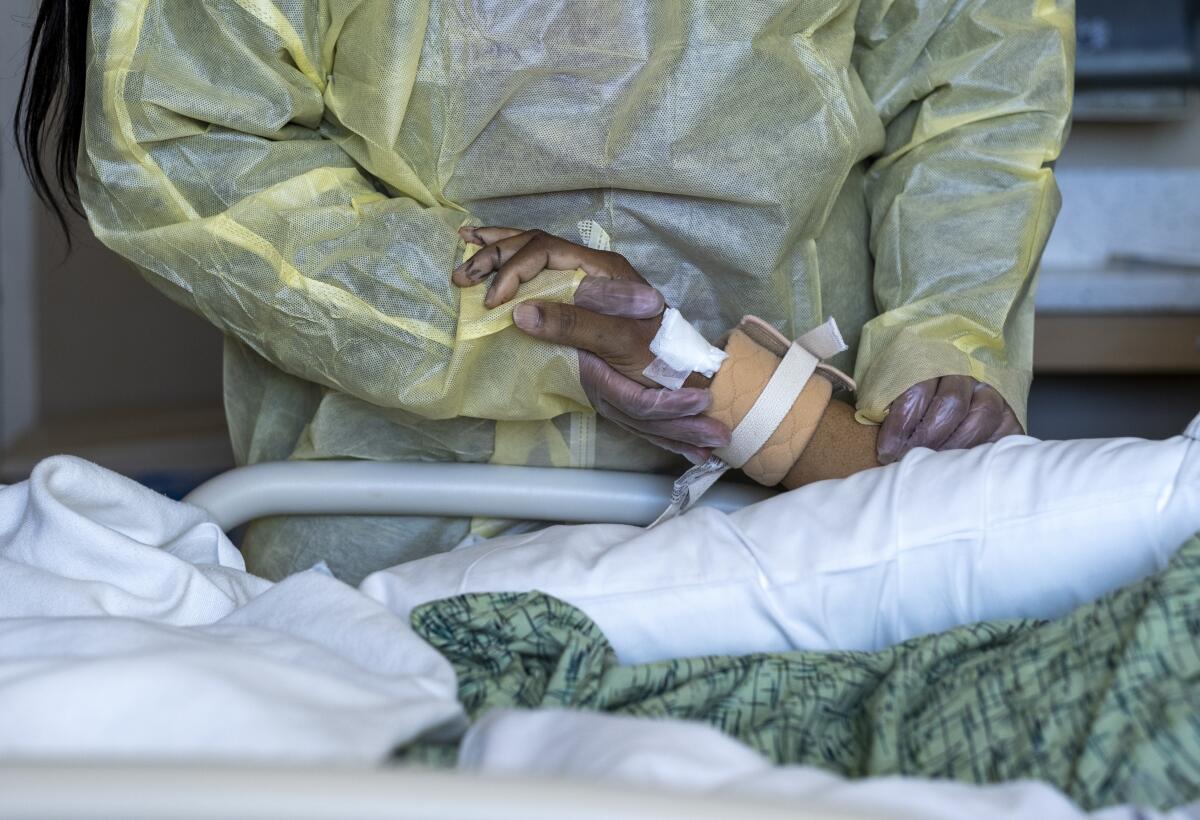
top-left (407, 534), bottom-right (1200, 810)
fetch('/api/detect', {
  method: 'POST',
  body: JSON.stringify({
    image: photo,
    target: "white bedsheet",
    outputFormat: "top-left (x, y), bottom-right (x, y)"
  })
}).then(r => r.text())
top-left (0, 456), bottom-right (464, 762)
top-left (363, 423), bottom-right (1200, 663)
top-left (462, 710), bottom-right (1199, 820)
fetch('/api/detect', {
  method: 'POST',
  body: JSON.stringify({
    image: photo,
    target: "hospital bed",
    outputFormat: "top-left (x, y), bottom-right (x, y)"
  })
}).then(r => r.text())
top-left (8, 430), bottom-right (1197, 820)
top-left (7, 462), bottom-right (841, 820)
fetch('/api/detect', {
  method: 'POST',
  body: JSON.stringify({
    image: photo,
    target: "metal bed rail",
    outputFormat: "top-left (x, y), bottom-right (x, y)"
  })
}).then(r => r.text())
top-left (0, 763), bottom-right (883, 820)
top-left (183, 461), bottom-right (775, 530)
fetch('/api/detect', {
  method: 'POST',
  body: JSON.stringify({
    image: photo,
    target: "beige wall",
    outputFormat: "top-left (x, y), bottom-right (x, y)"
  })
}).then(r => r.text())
top-left (35, 210), bottom-right (224, 420)
top-left (0, 0), bottom-right (39, 449)
top-left (1063, 114), bottom-right (1200, 168)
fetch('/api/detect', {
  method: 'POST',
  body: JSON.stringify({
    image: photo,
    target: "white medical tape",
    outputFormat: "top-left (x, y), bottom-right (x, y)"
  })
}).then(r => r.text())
top-left (643, 308), bottom-right (728, 390)
top-left (714, 342), bottom-right (819, 469)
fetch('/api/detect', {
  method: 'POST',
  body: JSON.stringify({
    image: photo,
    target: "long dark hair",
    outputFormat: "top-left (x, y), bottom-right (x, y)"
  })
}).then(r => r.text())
top-left (14, 0), bottom-right (91, 240)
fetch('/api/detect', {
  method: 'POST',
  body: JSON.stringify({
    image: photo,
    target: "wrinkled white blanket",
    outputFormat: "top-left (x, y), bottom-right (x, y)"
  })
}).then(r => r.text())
top-left (0, 456), bottom-right (464, 762)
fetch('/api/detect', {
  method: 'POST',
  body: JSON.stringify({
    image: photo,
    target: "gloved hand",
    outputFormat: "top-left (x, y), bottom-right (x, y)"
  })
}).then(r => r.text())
top-left (876, 376), bottom-right (1023, 465)
top-left (453, 226), bottom-right (731, 464)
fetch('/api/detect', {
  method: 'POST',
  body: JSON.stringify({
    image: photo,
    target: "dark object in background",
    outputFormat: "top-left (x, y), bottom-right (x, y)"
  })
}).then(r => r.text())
top-left (1029, 376), bottom-right (1200, 441)
top-left (1074, 0), bottom-right (1199, 120)
top-left (1077, 0), bottom-right (1199, 86)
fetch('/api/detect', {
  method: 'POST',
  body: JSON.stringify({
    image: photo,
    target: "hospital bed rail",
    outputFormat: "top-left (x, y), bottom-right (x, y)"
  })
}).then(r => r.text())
top-left (1, 762), bottom-right (886, 820)
top-left (183, 460), bottom-right (775, 530)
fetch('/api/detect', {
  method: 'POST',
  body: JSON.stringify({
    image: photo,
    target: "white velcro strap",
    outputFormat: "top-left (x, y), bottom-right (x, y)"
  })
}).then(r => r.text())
top-left (714, 342), bottom-right (818, 469)
top-left (796, 317), bottom-right (848, 360)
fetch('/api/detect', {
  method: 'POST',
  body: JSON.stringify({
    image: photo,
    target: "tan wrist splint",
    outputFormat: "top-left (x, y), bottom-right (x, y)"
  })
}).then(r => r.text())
top-left (651, 316), bottom-right (880, 526)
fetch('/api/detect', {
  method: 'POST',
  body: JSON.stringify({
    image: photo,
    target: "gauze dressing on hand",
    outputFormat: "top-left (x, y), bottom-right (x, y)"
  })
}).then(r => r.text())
top-left (643, 308), bottom-right (728, 390)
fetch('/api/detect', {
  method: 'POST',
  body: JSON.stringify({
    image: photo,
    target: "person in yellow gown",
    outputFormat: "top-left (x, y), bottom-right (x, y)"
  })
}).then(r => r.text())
top-left (17, 0), bottom-right (1073, 582)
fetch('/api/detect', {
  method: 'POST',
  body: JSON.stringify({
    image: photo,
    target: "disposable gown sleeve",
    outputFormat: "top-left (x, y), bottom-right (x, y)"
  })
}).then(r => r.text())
top-left (77, 0), bottom-right (589, 422)
top-left (851, 0), bottom-right (1074, 429)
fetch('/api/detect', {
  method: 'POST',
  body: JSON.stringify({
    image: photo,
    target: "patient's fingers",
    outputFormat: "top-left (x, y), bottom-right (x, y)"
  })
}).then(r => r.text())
top-left (483, 233), bottom-right (643, 309)
top-left (452, 227), bottom-right (651, 308)
top-left (513, 301), bottom-right (660, 384)
top-left (459, 225), bottom-right (523, 246)
top-left (451, 229), bottom-right (538, 288)
top-left (481, 236), bottom-right (568, 307)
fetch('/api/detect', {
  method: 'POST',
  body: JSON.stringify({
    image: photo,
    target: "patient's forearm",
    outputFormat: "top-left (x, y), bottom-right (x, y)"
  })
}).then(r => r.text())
top-left (781, 399), bottom-right (879, 488)
top-left (696, 324), bottom-right (881, 490)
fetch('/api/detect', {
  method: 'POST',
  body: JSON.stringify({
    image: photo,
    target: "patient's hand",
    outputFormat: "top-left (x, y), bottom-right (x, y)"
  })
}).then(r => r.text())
top-left (453, 226), bottom-right (657, 312)
top-left (452, 226), bottom-right (730, 463)
top-left (453, 225), bottom-right (676, 386)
